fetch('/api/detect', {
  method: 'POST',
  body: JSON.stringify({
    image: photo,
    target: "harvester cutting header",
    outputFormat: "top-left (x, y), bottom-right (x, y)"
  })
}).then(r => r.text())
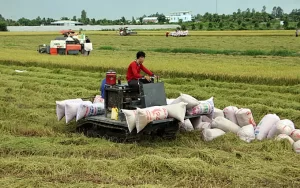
top-left (38, 29), bottom-right (93, 55)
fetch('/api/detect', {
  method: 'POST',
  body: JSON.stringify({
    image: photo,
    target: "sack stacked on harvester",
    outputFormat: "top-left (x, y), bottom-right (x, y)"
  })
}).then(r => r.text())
top-left (122, 102), bottom-right (188, 133)
top-left (122, 93), bottom-right (216, 133)
top-left (56, 95), bottom-right (105, 124)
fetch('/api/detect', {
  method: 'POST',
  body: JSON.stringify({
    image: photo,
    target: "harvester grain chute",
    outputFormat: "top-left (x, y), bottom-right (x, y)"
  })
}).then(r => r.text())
top-left (37, 30), bottom-right (92, 55)
top-left (76, 71), bottom-right (201, 142)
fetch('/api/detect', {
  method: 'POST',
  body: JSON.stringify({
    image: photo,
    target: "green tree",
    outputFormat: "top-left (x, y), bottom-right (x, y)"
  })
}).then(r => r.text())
top-left (35, 16), bottom-right (42, 25)
top-left (191, 23), bottom-right (196, 30)
top-left (0, 22), bottom-right (8, 31)
top-left (277, 7), bottom-right (284, 18)
top-left (241, 22), bottom-right (247, 28)
top-left (0, 14), bottom-right (5, 21)
top-left (198, 23), bottom-right (203, 30)
top-left (121, 16), bottom-right (126, 24)
top-left (262, 6), bottom-right (267, 13)
top-left (91, 18), bottom-right (96, 25)
top-left (157, 14), bottom-right (166, 23)
top-left (81, 10), bottom-right (87, 24)
top-left (46, 18), bottom-right (54, 25)
top-left (219, 22), bottom-right (224, 29)
top-left (208, 22), bottom-right (213, 30)
top-left (6, 6), bottom-right (300, 30)
top-left (195, 14), bottom-right (201, 21)
top-left (297, 22), bottom-right (300, 28)
top-left (61, 17), bottom-right (69, 20)
top-left (18, 17), bottom-right (31, 26)
top-left (86, 18), bottom-right (90, 24)
top-left (237, 19), bottom-right (242, 25)
top-left (132, 17), bottom-right (136, 25)
top-left (283, 19), bottom-right (289, 29)
top-left (272, 6), bottom-right (277, 17)
top-left (139, 17), bottom-right (143, 25)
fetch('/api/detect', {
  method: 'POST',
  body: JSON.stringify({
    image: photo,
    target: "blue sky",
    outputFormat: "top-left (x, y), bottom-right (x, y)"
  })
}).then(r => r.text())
top-left (1, 0), bottom-right (299, 20)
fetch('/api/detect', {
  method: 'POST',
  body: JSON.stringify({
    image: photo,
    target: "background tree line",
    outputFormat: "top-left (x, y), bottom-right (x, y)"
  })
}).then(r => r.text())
top-left (1, 6), bottom-right (300, 31)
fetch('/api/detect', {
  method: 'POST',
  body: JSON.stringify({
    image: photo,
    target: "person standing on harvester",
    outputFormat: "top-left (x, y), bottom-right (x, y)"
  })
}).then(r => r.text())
top-left (126, 51), bottom-right (155, 90)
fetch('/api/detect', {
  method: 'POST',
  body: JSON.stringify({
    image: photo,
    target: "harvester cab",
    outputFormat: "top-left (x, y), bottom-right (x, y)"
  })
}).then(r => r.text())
top-left (76, 71), bottom-right (201, 142)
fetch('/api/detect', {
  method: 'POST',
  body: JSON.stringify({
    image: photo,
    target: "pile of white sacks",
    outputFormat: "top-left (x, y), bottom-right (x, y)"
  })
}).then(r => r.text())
top-left (55, 95), bottom-right (105, 123)
top-left (165, 93), bottom-right (300, 154)
top-left (55, 93), bottom-right (300, 153)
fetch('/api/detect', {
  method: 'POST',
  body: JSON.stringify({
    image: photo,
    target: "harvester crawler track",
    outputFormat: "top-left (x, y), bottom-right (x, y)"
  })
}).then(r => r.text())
top-left (76, 115), bottom-right (200, 143)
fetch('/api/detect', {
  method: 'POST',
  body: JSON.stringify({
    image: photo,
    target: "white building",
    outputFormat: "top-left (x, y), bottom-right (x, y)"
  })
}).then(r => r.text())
top-left (280, 21), bottom-right (284, 26)
top-left (142, 17), bottom-right (158, 23)
top-left (50, 20), bottom-right (84, 26)
top-left (167, 11), bottom-right (193, 23)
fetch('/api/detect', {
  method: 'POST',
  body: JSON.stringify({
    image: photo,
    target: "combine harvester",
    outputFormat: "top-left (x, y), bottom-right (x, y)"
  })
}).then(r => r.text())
top-left (170, 30), bottom-right (189, 37)
top-left (119, 27), bottom-right (137, 36)
top-left (37, 30), bottom-right (92, 55)
top-left (76, 71), bottom-right (201, 142)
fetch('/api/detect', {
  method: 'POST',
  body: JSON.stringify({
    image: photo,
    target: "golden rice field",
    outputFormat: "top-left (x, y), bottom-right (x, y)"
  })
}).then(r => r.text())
top-left (0, 30), bottom-right (294, 36)
top-left (0, 30), bottom-right (300, 187)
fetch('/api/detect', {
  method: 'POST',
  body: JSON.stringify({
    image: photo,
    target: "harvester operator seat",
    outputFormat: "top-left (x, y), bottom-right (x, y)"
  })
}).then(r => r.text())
top-left (128, 78), bottom-right (154, 92)
top-left (131, 79), bottom-right (167, 108)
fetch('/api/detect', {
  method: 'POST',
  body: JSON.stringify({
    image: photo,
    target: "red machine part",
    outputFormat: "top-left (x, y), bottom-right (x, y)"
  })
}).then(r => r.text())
top-left (50, 48), bottom-right (57, 55)
top-left (106, 71), bottom-right (117, 85)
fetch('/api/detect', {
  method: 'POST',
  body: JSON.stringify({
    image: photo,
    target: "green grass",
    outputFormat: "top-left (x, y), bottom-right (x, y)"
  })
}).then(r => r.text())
top-left (98, 45), bottom-right (119, 51)
top-left (0, 132), bottom-right (299, 187)
top-left (1, 31), bottom-right (300, 187)
top-left (151, 48), bottom-right (298, 57)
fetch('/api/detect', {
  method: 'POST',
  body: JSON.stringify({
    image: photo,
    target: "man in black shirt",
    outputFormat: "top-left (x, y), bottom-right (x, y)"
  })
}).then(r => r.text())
top-left (85, 36), bottom-right (91, 55)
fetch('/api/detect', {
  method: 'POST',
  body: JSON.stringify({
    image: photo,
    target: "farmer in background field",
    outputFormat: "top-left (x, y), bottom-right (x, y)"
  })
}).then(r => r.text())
top-left (126, 51), bottom-right (155, 91)
top-left (296, 29), bottom-right (299, 37)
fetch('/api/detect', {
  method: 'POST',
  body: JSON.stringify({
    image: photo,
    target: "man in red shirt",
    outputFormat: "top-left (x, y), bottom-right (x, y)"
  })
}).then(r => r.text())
top-left (126, 51), bottom-right (154, 90)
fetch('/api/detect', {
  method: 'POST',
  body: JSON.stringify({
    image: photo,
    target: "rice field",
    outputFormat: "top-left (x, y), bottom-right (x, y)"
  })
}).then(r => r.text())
top-left (0, 31), bottom-right (300, 187)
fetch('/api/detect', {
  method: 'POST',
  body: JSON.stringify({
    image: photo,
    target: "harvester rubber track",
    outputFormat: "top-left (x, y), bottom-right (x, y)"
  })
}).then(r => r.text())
top-left (76, 115), bottom-right (180, 143)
